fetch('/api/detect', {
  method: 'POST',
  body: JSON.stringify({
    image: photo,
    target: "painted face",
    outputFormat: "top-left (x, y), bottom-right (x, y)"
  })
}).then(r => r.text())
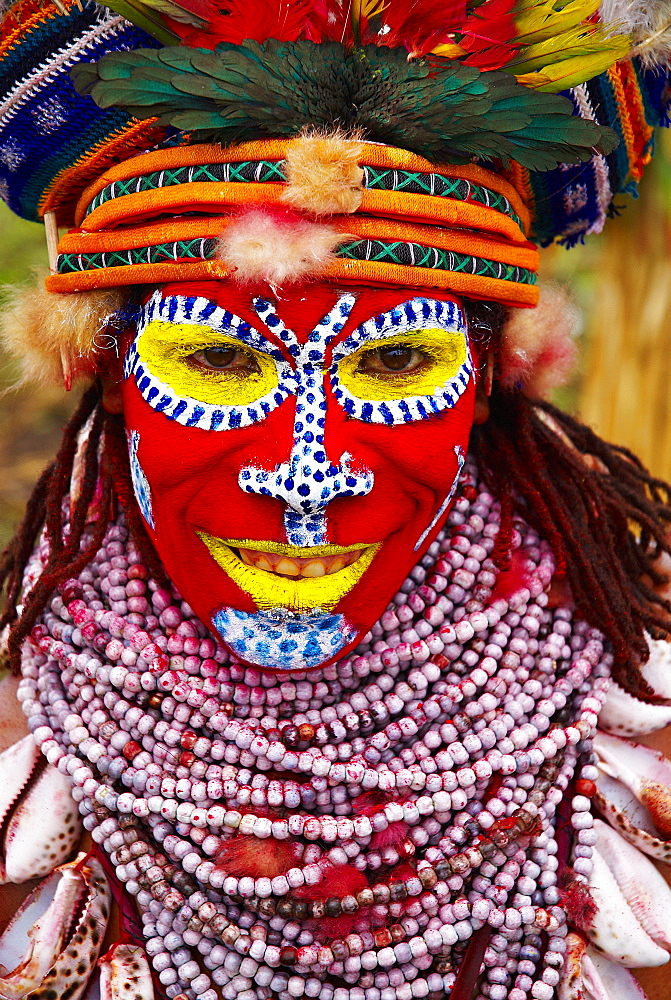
top-left (121, 281), bottom-right (477, 671)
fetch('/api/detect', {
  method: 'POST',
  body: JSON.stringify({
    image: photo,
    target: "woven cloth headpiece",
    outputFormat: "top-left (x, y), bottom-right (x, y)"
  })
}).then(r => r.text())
top-left (49, 138), bottom-right (539, 305)
top-left (1, 0), bottom-right (670, 312)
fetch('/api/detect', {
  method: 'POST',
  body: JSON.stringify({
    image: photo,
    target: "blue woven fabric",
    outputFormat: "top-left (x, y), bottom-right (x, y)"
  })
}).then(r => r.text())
top-left (0, 0), bottom-right (159, 223)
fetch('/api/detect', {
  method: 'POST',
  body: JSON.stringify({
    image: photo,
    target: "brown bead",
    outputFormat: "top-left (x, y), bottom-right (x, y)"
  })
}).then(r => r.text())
top-left (389, 882), bottom-right (408, 902)
top-left (277, 899), bottom-right (293, 919)
top-left (419, 868), bottom-right (438, 889)
top-left (293, 900), bottom-right (308, 920)
top-left (280, 946), bottom-right (297, 966)
top-left (342, 895), bottom-right (358, 913)
top-left (356, 888), bottom-right (374, 907)
top-left (449, 853), bottom-right (470, 875)
top-left (374, 929), bottom-right (393, 948)
top-left (389, 924), bottom-right (405, 943)
top-left (298, 723), bottom-right (315, 741)
top-left (325, 897), bottom-right (342, 917)
top-left (148, 694), bottom-right (163, 708)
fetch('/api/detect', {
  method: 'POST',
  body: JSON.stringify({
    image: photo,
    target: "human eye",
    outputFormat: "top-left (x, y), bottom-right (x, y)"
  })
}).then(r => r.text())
top-left (357, 343), bottom-right (430, 376)
top-left (188, 344), bottom-right (261, 374)
top-left (337, 326), bottom-right (468, 402)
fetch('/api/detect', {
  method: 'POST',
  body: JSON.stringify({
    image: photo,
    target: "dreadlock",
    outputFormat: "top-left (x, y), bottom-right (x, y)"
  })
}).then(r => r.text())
top-left (471, 391), bottom-right (671, 697)
top-left (0, 379), bottom-right (167, 674)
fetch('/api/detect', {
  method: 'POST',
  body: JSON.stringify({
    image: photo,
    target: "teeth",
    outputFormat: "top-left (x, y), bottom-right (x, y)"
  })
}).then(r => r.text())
top-left (237, 547), bottom-right (362, 578)
top-left (302, 561), bottom-right (326, 578)
top-left (275, 558), bottom-right (301, 577)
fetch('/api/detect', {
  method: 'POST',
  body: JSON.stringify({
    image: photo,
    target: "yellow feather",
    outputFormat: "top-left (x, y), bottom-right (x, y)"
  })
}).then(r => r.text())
top-left (430, 42), bottom-right (467, 58)
top-left (515, 40), bottom-right (631, 91)
top-left (513, 0), bottom-right (602, 45)
top-left (509, 29), bottom-right (631, 75)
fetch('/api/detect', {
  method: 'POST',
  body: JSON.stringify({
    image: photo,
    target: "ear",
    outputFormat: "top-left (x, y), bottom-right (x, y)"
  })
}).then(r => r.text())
top-left (473, 380), bottom-right (490, 425)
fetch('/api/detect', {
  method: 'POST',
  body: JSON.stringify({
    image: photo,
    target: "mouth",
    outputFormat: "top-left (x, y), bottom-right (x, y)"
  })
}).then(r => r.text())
top-left (238, 544), bottom-right (362, 578)
top-left (197, 533), bottom-right (380, 611)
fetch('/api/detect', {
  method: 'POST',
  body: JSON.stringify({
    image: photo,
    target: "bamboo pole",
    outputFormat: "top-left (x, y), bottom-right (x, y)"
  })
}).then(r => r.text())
top-left (578, 141), bottom-right (671, 481)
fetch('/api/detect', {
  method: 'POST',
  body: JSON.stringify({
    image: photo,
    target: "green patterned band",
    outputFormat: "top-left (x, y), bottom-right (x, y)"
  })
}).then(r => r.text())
top-left (84, 160), bottom-right (524, 231)
top-left (56, 235), bottom-right (536, 285)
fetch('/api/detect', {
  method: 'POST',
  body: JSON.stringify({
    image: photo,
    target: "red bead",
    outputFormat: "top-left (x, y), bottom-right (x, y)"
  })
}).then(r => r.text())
top-left (123, 741), bottom-right (142, 761)
top-left (180, 731), bottom-right (198, 750)
top-left (179, 751), bottom-right (196, 768)
top-left (575, 778), bottom-right (596, 797)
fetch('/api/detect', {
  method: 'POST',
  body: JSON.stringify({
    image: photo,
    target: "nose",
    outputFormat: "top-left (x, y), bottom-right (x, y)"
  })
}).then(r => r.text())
top-left (238, 367), bottom-right (374, 544)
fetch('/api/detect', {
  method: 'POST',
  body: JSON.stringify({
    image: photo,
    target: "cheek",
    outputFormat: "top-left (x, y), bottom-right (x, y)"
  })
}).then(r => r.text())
top-left (324, 380), bottom-right (476, 529)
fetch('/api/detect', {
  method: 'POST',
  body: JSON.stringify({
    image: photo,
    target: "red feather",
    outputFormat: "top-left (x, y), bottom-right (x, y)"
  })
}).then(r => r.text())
top-left (377, 0), bottom-right (468, 57)
top-left (455, 0), bottom-right (518, 70)
top-left (558, 866), bottom-right (597, 930)
top-left (167, 0), bottom-right (328, 48)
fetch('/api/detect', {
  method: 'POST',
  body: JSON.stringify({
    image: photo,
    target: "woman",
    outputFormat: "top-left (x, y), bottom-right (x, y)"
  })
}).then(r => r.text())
top-left (1, 3), bottom-right (671, 998)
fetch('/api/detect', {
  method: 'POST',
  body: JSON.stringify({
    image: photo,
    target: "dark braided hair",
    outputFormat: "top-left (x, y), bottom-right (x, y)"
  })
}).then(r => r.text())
top-left (1, 302), bottom-right (670, 694)
top-left (471, 391), bottom-right (671, 697)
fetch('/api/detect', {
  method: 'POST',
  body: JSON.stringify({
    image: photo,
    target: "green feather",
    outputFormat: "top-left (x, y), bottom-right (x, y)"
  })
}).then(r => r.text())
top-left (71, 40), bottom-right (618, 171)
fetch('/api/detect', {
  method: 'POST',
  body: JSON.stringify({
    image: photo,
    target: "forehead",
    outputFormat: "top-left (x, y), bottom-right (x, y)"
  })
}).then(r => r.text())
top-left (154, 280), bottom-right (466, 348)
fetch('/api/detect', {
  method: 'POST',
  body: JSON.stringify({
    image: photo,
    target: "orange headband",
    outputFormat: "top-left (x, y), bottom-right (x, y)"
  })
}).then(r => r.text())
top-left (46, 140), bottom-right (539, 307)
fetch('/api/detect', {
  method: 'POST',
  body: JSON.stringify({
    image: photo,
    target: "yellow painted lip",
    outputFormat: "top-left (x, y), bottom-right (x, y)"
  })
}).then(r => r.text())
top-left (197, 531), bottom-right (381, 612)
top-left (221, 538), bottom-right (370, 557)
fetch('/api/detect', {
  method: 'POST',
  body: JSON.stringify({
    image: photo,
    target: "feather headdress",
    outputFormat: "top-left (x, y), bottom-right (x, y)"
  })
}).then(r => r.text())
top-left (72, 0), bottom-right (625, 170)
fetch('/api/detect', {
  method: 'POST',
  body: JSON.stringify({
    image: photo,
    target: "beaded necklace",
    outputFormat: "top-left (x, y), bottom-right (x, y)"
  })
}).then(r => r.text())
top-left (17, 458), bottom-right (611, 1000)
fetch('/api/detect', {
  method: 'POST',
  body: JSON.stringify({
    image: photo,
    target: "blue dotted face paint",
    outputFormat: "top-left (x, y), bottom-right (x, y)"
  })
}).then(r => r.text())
top-left (238, 294), bottom-right (374, 548)
top-left (121, 283), bottom-right (477, 672)
top-left (127, 429), bottom-right (154, 529)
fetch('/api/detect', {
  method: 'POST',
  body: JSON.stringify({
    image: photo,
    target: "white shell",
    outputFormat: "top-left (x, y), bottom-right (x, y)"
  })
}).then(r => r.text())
top-left (99, 943), bottom-right (155, 1000)
top-left (586, 847), bottom-right (669, 966)
top-left (642, 635), bottom-right (671, 701)
top-left (598, 681), bottom-right (671, 736)
top-left (3, 758), bottom-right (82, 884)
top-left (594, 818), bottom-right (671, 950)
top-left (584, 948), bottom-right (649, 999)
top-left (594, 732), bottom-right (671, 863)
top-left (0, 853), bottom-right (111, 1000)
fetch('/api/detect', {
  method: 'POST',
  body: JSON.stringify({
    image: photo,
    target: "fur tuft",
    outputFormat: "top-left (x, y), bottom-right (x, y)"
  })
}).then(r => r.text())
top-left (499, 283), bottom-right (580, 399)
top-left (281, 129), bottom-right (365, 216)
top-left (0, 272), bottom-right (126, 388)
top-left (558, 864), bottom-right (597, 930)
top-left (370, 820), bottom-right (409, 850)
top-left (214, 834), bottom-right (298, 879)
top-left (216, 206), bottom-right (344, 286)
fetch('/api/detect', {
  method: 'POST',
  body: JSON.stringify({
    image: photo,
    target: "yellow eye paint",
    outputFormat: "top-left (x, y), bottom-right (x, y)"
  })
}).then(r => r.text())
top-left (337, 327), bottom-right (468, 401)
top-left (137, 320), bottom-right (278, 407)
top-left (198, 532), bottom-right (380, 612)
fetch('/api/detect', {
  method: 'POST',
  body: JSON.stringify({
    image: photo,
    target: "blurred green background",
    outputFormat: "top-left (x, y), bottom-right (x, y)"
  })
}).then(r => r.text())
top-left (0, 134), bottom-right (670, 554)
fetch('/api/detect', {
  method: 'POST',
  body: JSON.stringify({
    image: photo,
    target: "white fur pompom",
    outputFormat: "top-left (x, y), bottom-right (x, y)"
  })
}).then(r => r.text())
top-left (499, 283), bottom-right (581, 399)
top-left (216, 207), bottom-right (345, 286)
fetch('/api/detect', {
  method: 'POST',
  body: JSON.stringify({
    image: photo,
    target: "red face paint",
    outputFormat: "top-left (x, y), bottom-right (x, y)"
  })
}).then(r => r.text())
top-left (122, 281), bottom-right (477, 671)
